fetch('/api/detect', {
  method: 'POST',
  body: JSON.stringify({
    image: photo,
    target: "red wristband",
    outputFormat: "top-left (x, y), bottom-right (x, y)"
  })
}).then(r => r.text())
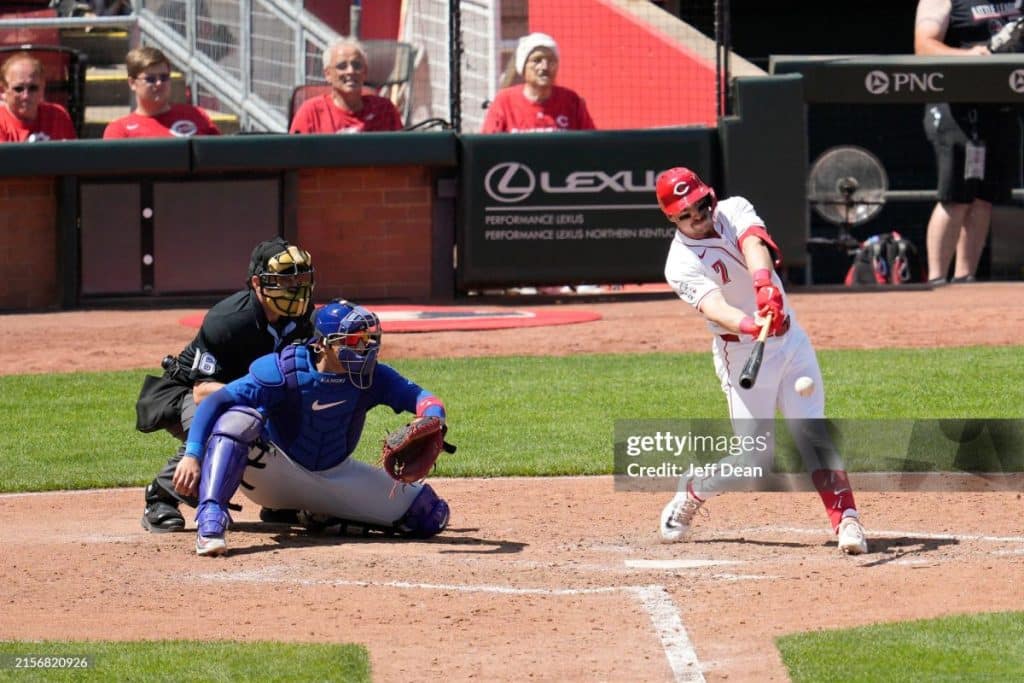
top-left (752, 268), bottom-right (772, 288)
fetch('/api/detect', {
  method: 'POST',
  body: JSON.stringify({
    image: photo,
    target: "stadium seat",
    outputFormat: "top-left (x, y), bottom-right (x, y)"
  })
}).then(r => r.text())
top-left (0, 5), bottom-right (59, 46)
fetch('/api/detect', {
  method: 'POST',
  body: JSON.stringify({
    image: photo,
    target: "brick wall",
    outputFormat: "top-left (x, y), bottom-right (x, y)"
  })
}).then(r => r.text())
top-left (0, 177), bottom-right (58, 310)
top-left (296, 165), bottom-right (435, 300)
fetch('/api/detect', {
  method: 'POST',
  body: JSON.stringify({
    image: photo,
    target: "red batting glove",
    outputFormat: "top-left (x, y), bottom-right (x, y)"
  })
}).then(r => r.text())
top-left (753, 268), bottom-right (784, 332)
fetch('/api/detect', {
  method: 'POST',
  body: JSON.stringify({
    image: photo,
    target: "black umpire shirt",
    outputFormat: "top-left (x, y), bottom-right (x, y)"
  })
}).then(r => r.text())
top-left (172, 288), bottom-right (315, 388)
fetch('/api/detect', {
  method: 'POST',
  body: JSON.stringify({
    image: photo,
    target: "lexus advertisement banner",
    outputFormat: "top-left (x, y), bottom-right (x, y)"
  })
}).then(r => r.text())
top-left (458, 129), bottom-right (716, 288)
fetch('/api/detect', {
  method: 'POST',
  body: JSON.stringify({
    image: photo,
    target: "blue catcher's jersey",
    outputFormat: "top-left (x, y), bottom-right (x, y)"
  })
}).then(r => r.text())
top-left (186, 344), bottom-right (437, 471)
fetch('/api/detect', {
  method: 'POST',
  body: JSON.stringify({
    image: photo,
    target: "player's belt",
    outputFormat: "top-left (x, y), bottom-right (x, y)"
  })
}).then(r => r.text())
top-left (719, 315), bottom-right (790, 343)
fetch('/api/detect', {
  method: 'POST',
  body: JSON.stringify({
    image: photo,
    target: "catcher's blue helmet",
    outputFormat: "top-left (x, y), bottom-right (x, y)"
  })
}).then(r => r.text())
top-left (314, 299), bottom-right (381, 388)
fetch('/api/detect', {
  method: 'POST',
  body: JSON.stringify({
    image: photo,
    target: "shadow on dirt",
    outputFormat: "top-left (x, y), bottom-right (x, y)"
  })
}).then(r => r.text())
top-left (219, 521), bottom-right (527, 557)
top-left (692, 537), bottom-right (815, 549)
top-left (855, 535), bottom-right (959, 567)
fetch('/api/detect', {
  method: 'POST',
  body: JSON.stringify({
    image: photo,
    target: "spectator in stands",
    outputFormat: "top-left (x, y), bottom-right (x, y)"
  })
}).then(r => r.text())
top-left (481, 32), bottom-right (595, 133)
top-left (915, 0), bottom-right (1023, 284)
top-left (289, 39), bottom-right (404, 134)
top-left (103, 46), bottom-right (220, 139)
top-left (481, 33), bottom-right (601, 295)
top-left (0, 52), bottom-right (77, 142)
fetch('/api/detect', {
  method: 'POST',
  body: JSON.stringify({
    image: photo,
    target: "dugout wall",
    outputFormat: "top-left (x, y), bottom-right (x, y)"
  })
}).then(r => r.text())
top-left (0, 75), bottom-right (806, 311)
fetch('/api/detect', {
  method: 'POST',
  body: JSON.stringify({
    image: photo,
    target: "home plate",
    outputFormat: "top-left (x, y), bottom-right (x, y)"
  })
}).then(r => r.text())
top-left (625, 559), bottom-right (743, 570)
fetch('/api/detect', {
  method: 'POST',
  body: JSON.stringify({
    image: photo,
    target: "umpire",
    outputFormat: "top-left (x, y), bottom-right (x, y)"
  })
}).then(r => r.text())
top-left (135, 237), bottom-right (316, 532)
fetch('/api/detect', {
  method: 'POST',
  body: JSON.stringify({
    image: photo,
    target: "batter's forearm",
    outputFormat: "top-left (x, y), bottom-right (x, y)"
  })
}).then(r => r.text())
top-left (698, 290), bottom-right (752, 333)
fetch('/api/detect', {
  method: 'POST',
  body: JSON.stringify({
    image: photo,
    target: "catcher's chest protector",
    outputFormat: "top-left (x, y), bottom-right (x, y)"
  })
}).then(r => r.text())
top-left (272, 344), bottom-right (362, 468)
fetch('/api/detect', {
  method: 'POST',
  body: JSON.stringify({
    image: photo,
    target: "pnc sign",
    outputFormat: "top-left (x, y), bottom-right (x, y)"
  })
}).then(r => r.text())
top-left (865, 69), bottom-right (945, 95)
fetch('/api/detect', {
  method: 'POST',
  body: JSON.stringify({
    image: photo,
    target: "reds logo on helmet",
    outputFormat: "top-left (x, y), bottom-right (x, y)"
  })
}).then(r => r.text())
top-left (656, 167), bottom-right (716, 218)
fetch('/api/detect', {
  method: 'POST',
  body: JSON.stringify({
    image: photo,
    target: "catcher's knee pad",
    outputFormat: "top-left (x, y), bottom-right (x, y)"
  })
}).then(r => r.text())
top-left (199, 407), bottom-right (264, 507)
top-left (396, 484), bottom-right (449, 538)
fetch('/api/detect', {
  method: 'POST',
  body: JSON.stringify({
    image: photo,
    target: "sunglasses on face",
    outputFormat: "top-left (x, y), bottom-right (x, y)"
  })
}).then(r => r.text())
top-left (324, 330), bottom-right (377, 352)
top-left (676, 196), bottom-right (713, 222)
top-left (334, 60), bottom-right (365, 71)
top-left (10, 84), bottom-right (40, 94)
top-left (139, 73), bottom-right (171, 85)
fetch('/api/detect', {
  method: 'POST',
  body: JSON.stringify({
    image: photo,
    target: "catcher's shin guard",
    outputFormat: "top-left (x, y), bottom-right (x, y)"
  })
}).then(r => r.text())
top-left (395, 484), bottom-right (449, 538)
top-left (198, 407), bottom-right (263, 509)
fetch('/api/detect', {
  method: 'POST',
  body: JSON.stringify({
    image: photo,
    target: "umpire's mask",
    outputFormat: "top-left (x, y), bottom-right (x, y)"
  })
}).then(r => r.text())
top-left (257, 245), bottom-right (315, 317)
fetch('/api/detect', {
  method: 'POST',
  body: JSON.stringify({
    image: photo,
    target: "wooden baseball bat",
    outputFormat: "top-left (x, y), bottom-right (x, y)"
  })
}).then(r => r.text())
top-left (738, 313), bottom-right (773, 390)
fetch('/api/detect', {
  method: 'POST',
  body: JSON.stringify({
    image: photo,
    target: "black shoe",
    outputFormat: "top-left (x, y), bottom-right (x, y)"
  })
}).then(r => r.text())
top-left (951, 275), bottom-right (976, 284)
top-left (142, 480), bottom-right (185, 533)
top-left (259, 507), bottom-right (301, 524)
top-left (141, 500), bottom-right (185, 533)
top-left (927, 277), bottom-right (949, 288)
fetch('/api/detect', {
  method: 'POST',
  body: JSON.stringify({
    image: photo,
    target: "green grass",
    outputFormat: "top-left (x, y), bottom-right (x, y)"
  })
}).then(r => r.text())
top-left (0, 640), bottom-right (369, 682)
top-left (777, 611), bottom-right (1024, 682)
top-left (0, 347), bottom-right (1020, 492)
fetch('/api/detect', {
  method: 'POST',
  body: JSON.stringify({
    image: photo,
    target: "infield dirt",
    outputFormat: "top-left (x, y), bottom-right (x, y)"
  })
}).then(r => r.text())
top-left (1, 283), bottom-right (1022, 682)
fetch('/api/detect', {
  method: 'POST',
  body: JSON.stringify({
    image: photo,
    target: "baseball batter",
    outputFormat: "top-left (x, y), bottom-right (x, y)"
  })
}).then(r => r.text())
top-left (655, 167), bottom-right (868, 555)
top-left (173, 299), bottom-right (450, 556)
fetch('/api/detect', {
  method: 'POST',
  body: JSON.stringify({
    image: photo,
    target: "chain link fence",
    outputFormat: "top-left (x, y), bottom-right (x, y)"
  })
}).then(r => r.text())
top-left (130, 0), bottom-right (749, 133)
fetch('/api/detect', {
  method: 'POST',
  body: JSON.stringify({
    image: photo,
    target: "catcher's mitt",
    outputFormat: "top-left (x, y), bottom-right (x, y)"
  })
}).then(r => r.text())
top-left (381, 416), bottom-right (456, 484)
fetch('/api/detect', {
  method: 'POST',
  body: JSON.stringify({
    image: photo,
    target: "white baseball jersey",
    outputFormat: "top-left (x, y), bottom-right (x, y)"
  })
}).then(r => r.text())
top-left (664, 196), bottom-right (794, 336)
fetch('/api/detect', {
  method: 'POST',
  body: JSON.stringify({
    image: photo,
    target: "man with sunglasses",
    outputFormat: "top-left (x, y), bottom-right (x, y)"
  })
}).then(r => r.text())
top-left (103, 46), bottom-right (220, 138)
top-left (654, 167), bottom-right (869, 555)
top-left (0, 52), bottom-right (77, 142)
top-left (289, 38), bottom-right (403, 134)
top-left (172, 299), bottom-right (451, 556)
top-left (136, 237), bottom-right (316, 534)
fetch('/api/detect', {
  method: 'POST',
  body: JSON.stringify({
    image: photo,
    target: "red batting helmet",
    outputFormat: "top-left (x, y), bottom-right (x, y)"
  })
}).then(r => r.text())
top-left (655, 167), bottom-right (716, 218)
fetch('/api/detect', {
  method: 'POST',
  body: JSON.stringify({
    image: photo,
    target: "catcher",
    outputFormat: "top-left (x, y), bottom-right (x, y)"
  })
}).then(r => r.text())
top-left (172, 299), bottom-right (452, 556)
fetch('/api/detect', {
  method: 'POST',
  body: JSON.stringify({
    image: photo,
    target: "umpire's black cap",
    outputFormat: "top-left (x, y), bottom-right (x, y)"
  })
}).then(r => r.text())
top-left (248, 237), bottom-right (291, 279)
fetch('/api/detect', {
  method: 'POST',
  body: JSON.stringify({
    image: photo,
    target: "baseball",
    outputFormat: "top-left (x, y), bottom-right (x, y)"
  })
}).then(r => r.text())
top-left (794, 376), bottom-right (815, 397)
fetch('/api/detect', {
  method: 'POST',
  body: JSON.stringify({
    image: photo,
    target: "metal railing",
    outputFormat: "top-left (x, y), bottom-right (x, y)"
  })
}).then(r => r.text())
top-left (135, 0), bottom-right (340, 132)
top-left (0, 14), bottom-right (139, 32)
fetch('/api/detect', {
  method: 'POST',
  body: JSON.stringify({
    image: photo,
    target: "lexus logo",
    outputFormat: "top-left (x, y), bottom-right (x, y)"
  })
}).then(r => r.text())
top-left (484, 162), bottom-right (536, 203)
top-left (865, 70), bottom-right (890, 94)
top-left (1010, 69), bottom-right (1024, 93)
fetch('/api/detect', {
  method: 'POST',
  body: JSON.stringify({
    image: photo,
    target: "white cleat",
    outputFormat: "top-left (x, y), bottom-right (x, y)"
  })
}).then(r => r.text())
top-left (837, 516), bottom-right (868, 555)
top-left (659, 492), bottom-right (704, 543)
top-left (195, 534), bottom-right (227, 557)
